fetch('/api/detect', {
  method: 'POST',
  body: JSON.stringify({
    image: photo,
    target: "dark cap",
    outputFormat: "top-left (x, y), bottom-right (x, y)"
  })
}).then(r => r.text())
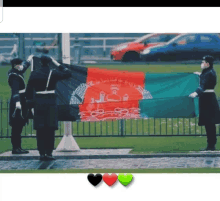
top-left (40, 55), bottom-right (52, 66)
top-left (203, 55), bottom-right (214, 65)
top-left (10, 58), bottom-right (23, 68)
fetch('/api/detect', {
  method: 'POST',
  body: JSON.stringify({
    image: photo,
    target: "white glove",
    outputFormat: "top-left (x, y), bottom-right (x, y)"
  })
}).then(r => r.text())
top-left (189, 92), bottom-right (198, 98)
top-left (27, 54), bottom-right (34, 62)
top-left (51, 56), bottom-right (60, 67)
top-left (194, 72), bottom-right (201, 76)
top-left (31, 108), bottom-right (34, 115)
top-left (16, 102), bottom-right (21, 109)
top-left (15, 65), bottom-right (24, 71)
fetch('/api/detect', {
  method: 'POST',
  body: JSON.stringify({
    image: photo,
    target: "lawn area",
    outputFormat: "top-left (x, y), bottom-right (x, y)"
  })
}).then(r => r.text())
top-left (0, 136), bottom-right (218, 154)
top-left (1, 135), bottom-right (220, 173)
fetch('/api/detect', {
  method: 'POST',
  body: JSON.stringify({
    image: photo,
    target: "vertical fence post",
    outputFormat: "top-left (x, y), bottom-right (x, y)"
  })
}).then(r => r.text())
top-left (95, 121), bottom-right (96, 136)
top-left (1, 100), bottom-right (2, 138)
top-left (195, 117), bottom-right (197, 136)
top-left (154, 118), bottom-right (155, 135)
top-left (177, 117), bottom-right (179, 135)
top-left (136, 119), bottom-right (138, 135)
top-left (171, 118), bottom-right (173, 135)
top-left (77, 121), bottom-right (79, 136)
top-left (101, 121), bottom-right (102, 136)
top-left (89, 121), bottom-right (91, 136)
top-left (189, 118), bottom-right (191, 135)
top-left (166, 118), bottom-right (167, 135)
top-left (125, 119), bottom-right (127, 136)
top-left (112, 119), bottom-right (113, 136)
top-left (106, 121), bottom-right (108, 136)
top-left (160, 118), bottom-right (162, 136)
top-left (118, 120), bottom-right (120, 136)
top-left (218, 125), bottom-right (220, 135)
top-left (120, 119), bottom-right (123, 136)
top-left (183, 118), bottom-right (185, 135)
top-left (7, 99), bottom-right (9, 137)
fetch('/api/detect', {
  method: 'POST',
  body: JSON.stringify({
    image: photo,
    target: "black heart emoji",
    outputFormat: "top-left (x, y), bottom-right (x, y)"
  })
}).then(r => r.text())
top-left (87, 173), bottom-right (103, 186)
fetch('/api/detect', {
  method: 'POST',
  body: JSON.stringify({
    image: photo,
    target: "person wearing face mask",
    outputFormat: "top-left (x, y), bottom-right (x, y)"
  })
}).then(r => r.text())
top-left (8, 55), bottom-right (34, 154)
top-left (189, 55), bottom-right (220, 151)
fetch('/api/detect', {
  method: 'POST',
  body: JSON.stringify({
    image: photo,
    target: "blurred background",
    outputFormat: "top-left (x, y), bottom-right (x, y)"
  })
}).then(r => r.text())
top-left (1, 33), bottom-right (220, 65)
top-left (0, 33), bottom-right (146, 64)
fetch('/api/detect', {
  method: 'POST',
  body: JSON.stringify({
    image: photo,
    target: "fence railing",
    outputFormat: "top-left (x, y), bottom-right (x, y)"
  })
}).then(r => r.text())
top-left (1, 100), bottom-right (219, 138)
top-left (0, 36), bottom-right (138, 60)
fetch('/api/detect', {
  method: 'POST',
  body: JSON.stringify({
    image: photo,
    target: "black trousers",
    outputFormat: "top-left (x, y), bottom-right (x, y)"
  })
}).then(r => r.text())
top-left (36, 128), bottom-right (55, 155)
top-left (204, 123), bottom-right (217, 147)
top-left (11, 124), bottom-right (23, 149)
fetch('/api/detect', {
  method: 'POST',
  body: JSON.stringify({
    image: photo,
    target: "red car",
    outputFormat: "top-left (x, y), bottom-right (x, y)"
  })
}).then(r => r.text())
top-left (110, 33), bottom-right (180, 62)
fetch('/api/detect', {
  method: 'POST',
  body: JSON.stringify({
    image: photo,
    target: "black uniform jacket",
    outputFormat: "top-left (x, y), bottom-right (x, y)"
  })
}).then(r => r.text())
top-left (8, 61), bottom-right (31, 127)
top-left (25, 65), bottom-right (71, 130)
top-left (195, 67), bottom-right (220, 126)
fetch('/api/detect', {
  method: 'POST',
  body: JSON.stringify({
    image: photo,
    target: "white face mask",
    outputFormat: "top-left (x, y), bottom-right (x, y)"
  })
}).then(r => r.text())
top-left (201, 63), bottom-right (206, 69)
top-left (201, 61), bottom-right (209, 70)
top-left (14, 65), bottom-right (24, 71)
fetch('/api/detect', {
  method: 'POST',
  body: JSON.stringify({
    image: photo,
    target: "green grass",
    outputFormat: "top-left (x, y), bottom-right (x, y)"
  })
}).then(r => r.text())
top-left (0, 117), bottom-right (214, 142)
top-left (1, 135), bottom-right (220, 173)
top-left (0, 136), bottom-right (218, 154)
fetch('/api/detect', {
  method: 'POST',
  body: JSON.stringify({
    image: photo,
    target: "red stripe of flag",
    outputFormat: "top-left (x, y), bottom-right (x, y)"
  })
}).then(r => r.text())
top-left (79, 68), bottom-right (145, 121)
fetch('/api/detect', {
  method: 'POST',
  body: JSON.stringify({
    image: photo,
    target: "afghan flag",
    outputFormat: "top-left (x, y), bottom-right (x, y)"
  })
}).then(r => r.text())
top-left (32, 56), bottom-right (199, 122)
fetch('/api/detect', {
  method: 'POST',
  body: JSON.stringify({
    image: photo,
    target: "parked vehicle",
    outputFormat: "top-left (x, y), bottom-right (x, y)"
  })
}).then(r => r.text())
top-left (140, 33), bottom-right (220, 62)
top-left (110, 33), bottom-right (179, 62)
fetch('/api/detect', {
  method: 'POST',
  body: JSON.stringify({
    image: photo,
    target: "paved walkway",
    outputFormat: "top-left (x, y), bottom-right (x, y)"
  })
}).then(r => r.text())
top-left (1, 149), bottom-right (220, 170)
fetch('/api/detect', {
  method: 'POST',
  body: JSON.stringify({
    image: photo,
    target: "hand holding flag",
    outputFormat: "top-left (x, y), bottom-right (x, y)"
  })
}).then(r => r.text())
top-left (27, 54), bottom-right (34, 63)
top-left (194, 72), bottom-right (201, 76)
top-left (189, 92), bottom-right (198, 98)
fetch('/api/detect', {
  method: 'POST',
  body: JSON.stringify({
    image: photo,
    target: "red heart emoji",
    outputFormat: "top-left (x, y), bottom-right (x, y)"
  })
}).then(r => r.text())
top-left (103, 173), bottom-right (118, 186)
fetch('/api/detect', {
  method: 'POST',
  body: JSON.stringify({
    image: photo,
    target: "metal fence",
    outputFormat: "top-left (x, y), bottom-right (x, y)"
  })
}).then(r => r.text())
top-left (0, 34), bottom-right (142, 63)
top-left (1, 100), bottom-right (220, 138)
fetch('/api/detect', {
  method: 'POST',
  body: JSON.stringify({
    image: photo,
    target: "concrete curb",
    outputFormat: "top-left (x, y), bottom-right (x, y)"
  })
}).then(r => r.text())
top-left (1, 151), bottom-right (220, 161)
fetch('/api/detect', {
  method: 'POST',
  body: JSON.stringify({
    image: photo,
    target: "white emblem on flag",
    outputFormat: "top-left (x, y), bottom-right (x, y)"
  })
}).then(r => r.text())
top-left (69, 83), bottom-right (87, 104)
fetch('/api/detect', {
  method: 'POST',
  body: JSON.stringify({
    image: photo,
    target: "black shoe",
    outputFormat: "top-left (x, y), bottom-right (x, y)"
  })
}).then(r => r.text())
top-left (12, 148), bottom-right (27, 154)
top-left (39, 154), bottom-right (46, 161)
top-left (19, 148), bottom-right (29, 154)
top-left (201, 146), bottom-right (216, 151)
top-left (45, 154), bottom-right (56, 161)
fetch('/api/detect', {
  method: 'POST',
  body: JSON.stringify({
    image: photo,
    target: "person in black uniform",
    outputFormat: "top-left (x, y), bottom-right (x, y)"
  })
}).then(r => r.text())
top-left (26, 55), bottom-right (71, 160)
top-left (189, 55), bottom-right (220, 151)
top-left (8, 55), bottom-right (34, 154)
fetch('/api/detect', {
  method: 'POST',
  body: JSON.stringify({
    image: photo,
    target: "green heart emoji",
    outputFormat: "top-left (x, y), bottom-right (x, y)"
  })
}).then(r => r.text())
top-left (118, 173), bottom-right (133, 186)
